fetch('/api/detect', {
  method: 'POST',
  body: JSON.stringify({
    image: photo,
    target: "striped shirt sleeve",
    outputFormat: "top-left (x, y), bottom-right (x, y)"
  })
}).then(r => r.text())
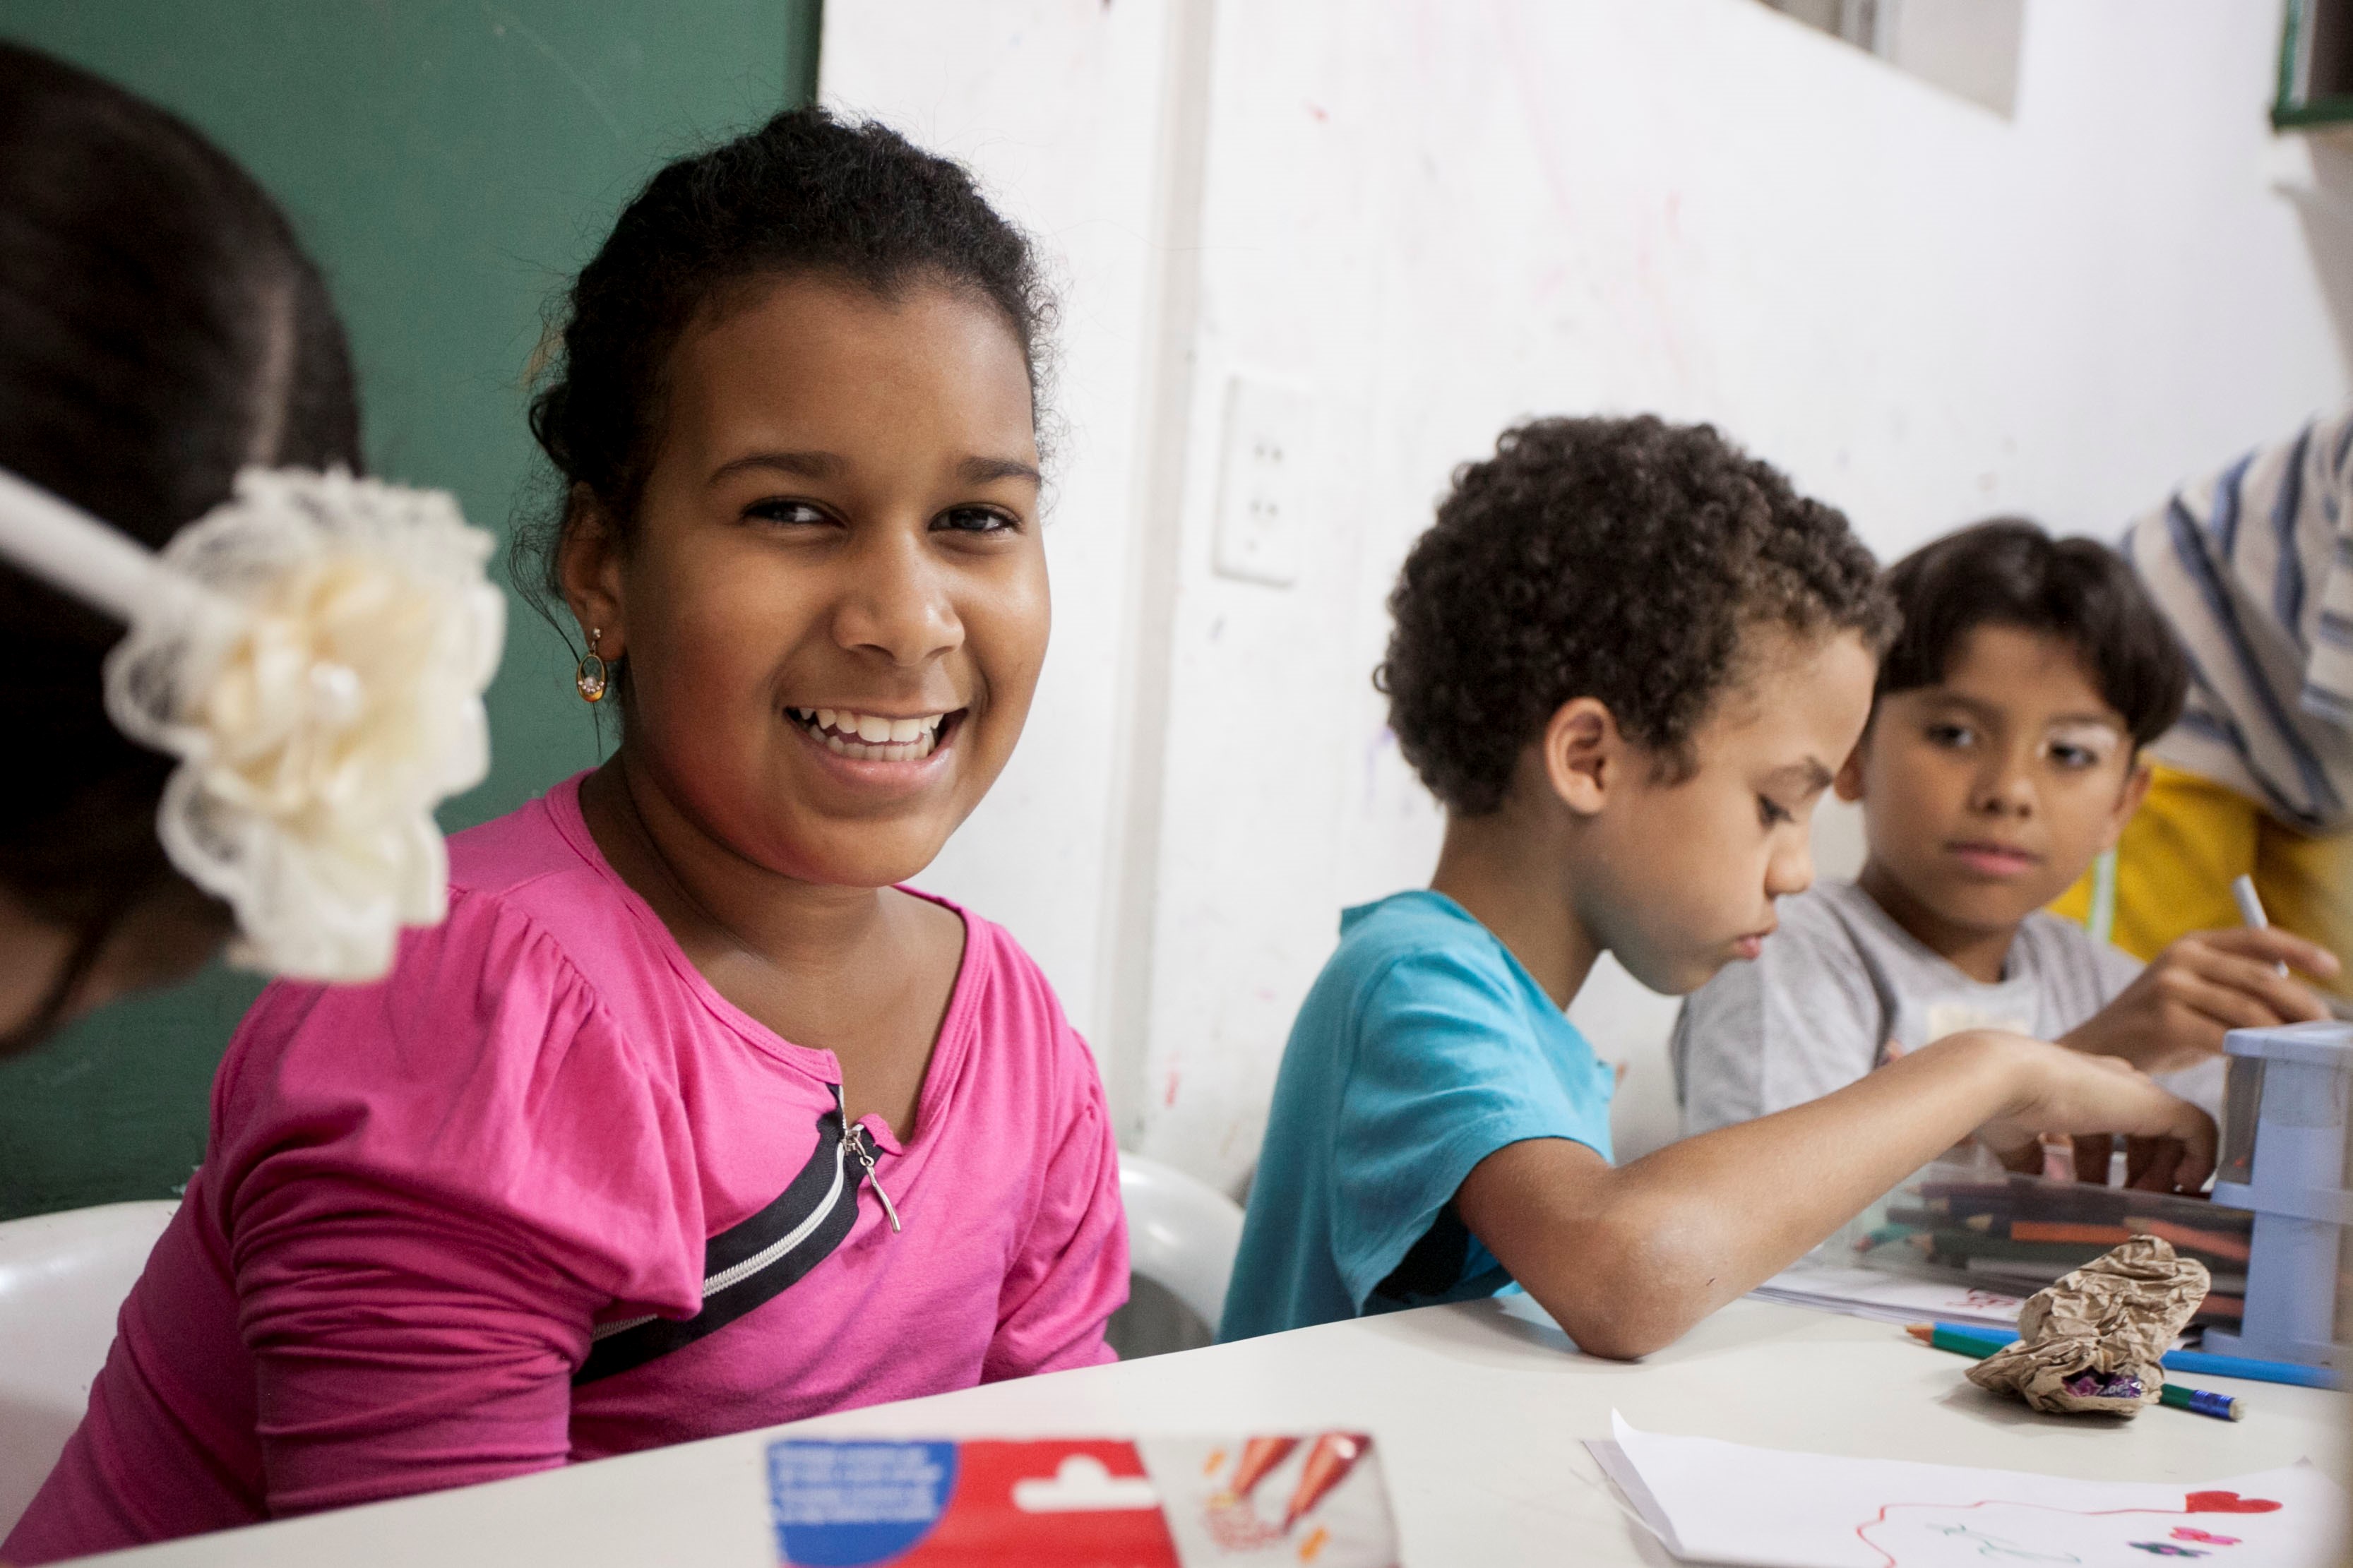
top-left (2126, 405), bottom-right (2353, 832)
top-left (2314, 497), bottom-right (2353, 731)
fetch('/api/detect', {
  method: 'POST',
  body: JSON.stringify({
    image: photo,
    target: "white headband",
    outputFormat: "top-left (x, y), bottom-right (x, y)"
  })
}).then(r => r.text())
top-left (0, 465), bottom-right (504, 983)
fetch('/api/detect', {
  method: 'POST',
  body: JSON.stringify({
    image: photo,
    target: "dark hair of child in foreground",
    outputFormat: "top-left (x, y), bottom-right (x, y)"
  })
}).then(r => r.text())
top-left (0, 42), bottom-right (362, 1051)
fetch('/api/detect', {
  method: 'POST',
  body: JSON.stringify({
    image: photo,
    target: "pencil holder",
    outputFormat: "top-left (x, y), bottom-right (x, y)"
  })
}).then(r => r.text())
top-left (2206, 1020), bottom-right (2353, 1372)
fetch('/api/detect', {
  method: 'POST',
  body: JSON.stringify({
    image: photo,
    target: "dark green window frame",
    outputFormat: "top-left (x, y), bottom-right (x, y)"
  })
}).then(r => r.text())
top-left (2276, 0), bottom-right (2353, 130)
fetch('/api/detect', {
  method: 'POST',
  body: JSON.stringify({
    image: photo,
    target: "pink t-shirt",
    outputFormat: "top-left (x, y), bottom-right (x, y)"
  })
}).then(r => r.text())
top-left (6, 777), bottom-right (1127, 1563)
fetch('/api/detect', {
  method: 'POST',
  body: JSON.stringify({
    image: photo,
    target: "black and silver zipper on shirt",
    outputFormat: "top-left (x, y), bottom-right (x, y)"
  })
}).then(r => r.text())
top-left (845, 1111), bottom-right (901, 1233)
top-left (574, 1083), bottom-right (899, 1384)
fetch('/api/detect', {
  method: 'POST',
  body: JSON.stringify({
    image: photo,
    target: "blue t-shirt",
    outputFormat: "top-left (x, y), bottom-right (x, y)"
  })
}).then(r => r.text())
top-left (1218, 890), bottom-right (1616, 1341)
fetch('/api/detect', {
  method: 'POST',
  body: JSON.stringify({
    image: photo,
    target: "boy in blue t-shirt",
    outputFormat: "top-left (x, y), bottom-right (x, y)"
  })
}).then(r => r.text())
top-left (1221, 417), bottom-right (2222, 1355)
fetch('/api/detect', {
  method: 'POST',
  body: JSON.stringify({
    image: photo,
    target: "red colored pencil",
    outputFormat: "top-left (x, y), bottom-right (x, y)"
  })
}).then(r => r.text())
top-left (1223, 1437), bottom-right (1297, 1502)
top-left (1282, 1432), bottom-right (1371, 1530)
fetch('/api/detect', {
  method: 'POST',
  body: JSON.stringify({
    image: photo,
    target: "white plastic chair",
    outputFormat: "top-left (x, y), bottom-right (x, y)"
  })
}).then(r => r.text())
top-left (0, 1199), bottom-right (177, 1536)
top-left (1116, 1154), bottom-right (1243, 1343)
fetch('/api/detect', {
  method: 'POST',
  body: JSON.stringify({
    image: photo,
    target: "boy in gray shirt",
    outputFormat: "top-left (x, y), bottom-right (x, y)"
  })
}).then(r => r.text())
top-left (1674, 522), bottom-right (2338, 1154)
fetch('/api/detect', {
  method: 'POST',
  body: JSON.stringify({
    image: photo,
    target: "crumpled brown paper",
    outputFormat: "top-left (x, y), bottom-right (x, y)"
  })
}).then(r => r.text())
top-left (1965, 1236), bottom-right (2210, 1416)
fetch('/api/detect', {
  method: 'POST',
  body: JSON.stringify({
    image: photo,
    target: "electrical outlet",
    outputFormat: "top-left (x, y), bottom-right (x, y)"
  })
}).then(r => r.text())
top-left (1211, 373), bottom-right (1313, 587)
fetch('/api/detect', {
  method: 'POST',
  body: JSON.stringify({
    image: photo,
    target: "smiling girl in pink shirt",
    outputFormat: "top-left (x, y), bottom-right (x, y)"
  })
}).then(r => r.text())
top-left (7, 108), bottom-right (1128, 1562)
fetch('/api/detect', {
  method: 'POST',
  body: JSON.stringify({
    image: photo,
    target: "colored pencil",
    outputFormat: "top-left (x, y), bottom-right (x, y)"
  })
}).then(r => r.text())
top-left (1914, 1231), bottom-right (2110, 1267)
top-left (1852, 1222), bottom-right (1919, 1252)
top-left (2234, 873), bottom-right (2289, 977)
top-left (1948, 1215), bottom-right (2255, 1263)
top-left (1929, 1249), bottom-right (2248, 1316)
top-left (2161, 1346), bottom-right (2335, 1388)
top-left (2131, 1218), bottom-right (2255, 1263)
top-left (1912, 1180), bottom-right (2253, 1234)
top-left (2160, 1383), bottom-right (2244, 1420)
top-left (1912, 1322), bottom-right (2342, 1391)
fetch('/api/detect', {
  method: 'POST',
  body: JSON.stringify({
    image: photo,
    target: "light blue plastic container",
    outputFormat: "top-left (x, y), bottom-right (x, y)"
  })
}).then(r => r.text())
top-left (2205, 1020), bottom-right (2353, 1370)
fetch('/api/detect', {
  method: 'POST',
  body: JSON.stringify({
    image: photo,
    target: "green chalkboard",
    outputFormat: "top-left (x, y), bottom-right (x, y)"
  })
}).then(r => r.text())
top-left (0, 0), bottom-right (819, 1219)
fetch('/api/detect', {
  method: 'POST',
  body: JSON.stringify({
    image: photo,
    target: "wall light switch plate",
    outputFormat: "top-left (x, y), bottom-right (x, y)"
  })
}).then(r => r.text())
top-left (1211, 372), bottom-right (1313, 587)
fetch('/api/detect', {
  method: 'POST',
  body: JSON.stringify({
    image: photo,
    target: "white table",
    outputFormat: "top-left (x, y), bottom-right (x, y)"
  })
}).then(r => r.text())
top-left (79, 1297), bottom-right (2348, 1566)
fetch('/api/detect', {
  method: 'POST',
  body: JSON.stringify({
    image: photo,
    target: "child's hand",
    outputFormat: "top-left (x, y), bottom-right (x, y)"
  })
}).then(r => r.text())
top-left (2062, 928), bottom-right (2338, 1074)
top-left (1966, 1030), bottom-right (2216, 1194)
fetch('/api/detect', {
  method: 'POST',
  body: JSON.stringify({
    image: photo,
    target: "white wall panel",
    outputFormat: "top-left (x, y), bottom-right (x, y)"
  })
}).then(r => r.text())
top-left (826, 0), bottom-right (2353, 1189)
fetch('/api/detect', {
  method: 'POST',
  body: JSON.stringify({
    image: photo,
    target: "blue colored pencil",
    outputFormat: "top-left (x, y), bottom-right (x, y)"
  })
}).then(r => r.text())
top-left (1925, 1320), bottom-right (2341, 1391)
top-left (2163, 1347), bottom-right (2340, 1390)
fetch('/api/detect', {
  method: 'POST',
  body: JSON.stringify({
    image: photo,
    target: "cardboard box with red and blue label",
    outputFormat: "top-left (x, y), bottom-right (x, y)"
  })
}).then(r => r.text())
top-left (767, 1432), bottom-right (1399, 1566)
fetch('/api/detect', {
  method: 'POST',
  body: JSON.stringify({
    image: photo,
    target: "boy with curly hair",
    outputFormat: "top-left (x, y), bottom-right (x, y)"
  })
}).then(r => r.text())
top-left (1220, 417), bottom-right (2217, 1355)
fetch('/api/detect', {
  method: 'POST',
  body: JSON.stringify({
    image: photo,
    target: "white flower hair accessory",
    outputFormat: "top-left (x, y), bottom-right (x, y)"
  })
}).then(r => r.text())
top-left (0, 465), bottom-right (504, 983)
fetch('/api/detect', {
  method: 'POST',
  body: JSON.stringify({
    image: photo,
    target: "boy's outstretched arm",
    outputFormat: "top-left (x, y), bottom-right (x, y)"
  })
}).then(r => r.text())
top-left (1455, 1029), bottom-right (2214, 1362)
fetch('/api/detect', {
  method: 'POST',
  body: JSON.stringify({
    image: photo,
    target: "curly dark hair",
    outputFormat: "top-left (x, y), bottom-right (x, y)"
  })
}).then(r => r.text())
top-left (1378, 416), bottom-right (1898, 815)
top-left (515, 104), bottom-right (1056, 632)
top-left (1877, 518), bottom-right (2188, 748)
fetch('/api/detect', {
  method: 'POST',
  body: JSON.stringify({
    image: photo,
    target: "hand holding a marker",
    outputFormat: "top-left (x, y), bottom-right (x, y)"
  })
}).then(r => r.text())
top-left (2060, 878), bottom-right (2336, 1075)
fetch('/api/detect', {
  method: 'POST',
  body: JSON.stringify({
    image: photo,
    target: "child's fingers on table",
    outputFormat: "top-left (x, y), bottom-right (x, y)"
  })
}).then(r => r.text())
top-left (2126, 1135), bottom-right (2185, 1193)
top-left (2032, 1053), bottom-right (2215, 1179)
top-left (2071, 1133), bottom-right (2113, 1185)
top-left (2148, 1096), bottom-right (2217, 1187)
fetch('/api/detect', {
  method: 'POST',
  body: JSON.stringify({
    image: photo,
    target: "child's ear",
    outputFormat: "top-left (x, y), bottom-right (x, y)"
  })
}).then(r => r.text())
top-left (2096, 753), bottom-right (2155, 851)
top-left (556, 485), bottom-right (629, 657)
top-left (1539, 698), bottom-right (1621, 818)
top-left (1833, 735), bottom-right (1868, 803)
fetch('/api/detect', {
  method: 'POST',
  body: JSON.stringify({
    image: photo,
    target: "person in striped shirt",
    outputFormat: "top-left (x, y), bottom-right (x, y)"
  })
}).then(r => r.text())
top-left (2052, 407), bottom-right (2353, 1000)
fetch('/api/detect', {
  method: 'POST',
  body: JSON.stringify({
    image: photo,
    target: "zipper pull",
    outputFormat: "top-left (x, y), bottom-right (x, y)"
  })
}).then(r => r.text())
top-left (846, 1125), bottom-right (903, 1233)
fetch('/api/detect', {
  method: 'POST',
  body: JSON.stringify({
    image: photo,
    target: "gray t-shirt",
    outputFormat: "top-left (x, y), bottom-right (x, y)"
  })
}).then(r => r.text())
top-left (1671, 879), bottom-right (2222, 1135)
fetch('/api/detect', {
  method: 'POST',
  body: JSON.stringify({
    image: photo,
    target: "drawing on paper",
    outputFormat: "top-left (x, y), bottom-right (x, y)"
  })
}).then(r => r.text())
top-left (1858, 1490), bottom-right (2286, 1567)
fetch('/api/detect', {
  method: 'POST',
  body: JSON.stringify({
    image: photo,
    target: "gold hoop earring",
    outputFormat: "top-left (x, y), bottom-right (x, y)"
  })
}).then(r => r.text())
top-left (576, 628), bottom-right (609, 704)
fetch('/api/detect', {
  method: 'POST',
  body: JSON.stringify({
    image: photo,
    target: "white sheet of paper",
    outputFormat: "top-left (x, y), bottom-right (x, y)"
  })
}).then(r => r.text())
top-left (1496, 1267), bottom-right (2023, 1345)
top-left (1744, 1264), bottom-right (2027, 1329)
top-left (1589, 1412), bottom-right (2343, 1567)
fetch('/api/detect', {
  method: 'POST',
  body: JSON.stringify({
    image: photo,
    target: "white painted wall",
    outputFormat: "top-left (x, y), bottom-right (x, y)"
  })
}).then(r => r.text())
top-left (824, 0), bottom-right (2353, 1193)
top-left (821, 1), bottom-right (1178, 1046)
